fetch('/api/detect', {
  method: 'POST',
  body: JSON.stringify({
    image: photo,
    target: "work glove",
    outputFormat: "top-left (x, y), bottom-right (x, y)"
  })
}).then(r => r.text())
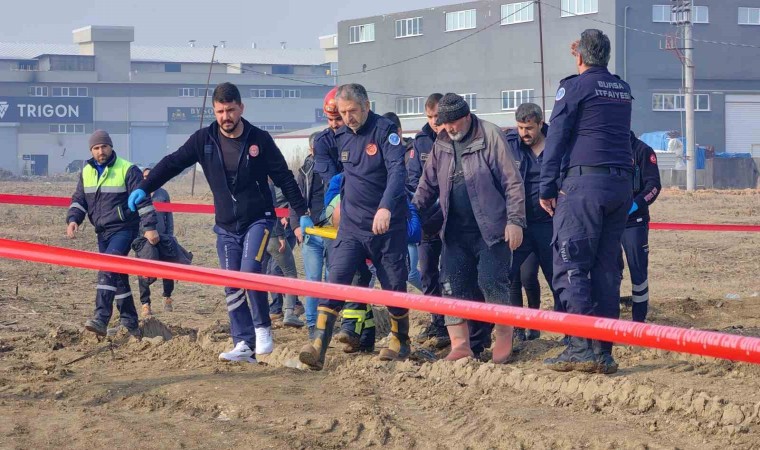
top-left (128, 189), bottom-right (147, 212)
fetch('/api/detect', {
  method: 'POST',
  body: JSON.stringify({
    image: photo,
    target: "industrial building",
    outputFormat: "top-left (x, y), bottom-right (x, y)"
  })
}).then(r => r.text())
top-left (337, 0), bottom-right (760, 157)
top-left (0, 26), bottom-right (337, 175)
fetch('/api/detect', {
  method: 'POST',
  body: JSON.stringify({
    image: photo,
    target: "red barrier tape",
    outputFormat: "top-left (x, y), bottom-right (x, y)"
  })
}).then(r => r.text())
top-left (0, 194), bottom-right (289, 218)
top-left (0, 237), bottom-right (758, 364)
top-left (2, 193), bottom-right (759, 232)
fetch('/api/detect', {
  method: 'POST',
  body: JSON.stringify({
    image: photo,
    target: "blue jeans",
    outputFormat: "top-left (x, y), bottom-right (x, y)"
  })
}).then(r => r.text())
top-left (301, 234), bottom-right (327, 327)
top-left (214, 219), bottom-right (274, 348)
top-left (407, 244), bottom-right (423, 291)
top-left (95, 229), bottom-right (138, 329)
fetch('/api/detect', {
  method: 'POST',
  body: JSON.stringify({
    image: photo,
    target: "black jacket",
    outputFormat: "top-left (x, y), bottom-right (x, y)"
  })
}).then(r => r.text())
top-left (290, 154), bottom-right (325, 229)
top-left (140, 118), bottom-right (306, 233)
top-left (629, 132), bottom-right (662, 225)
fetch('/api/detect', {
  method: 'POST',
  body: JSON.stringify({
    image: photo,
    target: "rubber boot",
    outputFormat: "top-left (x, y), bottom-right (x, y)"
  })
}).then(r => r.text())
top-left (335, 307), bottom-right (364, 353)
top-left (298, 307), bottom-right (338, 370)
top-left (378, 313), bottom-right (410, 361)
top-left (544, 336), bottom-right (597, 372)
top-left (492, 325), bottom-right (514, 364)
top-left (358, 306), bottom-right (376, 353)
top-left (592, 339), bottom-right (619, 374)
top-left (283, 295), bottom-right (304, 328)
top-left (444, 322), bottom-right (474, 361)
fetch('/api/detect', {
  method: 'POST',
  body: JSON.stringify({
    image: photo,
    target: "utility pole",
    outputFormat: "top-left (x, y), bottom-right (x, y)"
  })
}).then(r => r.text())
top-left (537, 0), bottom-right (546, 113)
top-left (673, 0), bottom-right (696, 191)
top-left (191, 45), bottom-right (218, 197)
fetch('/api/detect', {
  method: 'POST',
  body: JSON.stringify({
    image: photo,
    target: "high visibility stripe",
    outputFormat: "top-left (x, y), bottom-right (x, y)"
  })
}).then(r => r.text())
top-left (632, 280), bottom-right (649, 292)
top-left (100, 186), bottom-right (127, 193)
top-left (138, 205), bottom-right (155, 216)
top-left (227, 297), bottom-right (246, 311)
top-left (69, 202), bottom-right (87, 213)
top-left (114, 292), bottom-right (132, 300)
top-left (317, 306), bottom-right (339, 317)
top-left (632, 293), bottom-right (649, 303)
top-left (84, 187), bottom-right (98, 194)
top-left (226, 289), bottom-right (245, 303)
top-left (255, 229), bottom-right (270, 262)
top-left (96, 284), bottom-right (117, 291)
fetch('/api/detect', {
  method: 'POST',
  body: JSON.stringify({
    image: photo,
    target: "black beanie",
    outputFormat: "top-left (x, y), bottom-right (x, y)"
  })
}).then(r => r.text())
top-left (435, 93), bottom-right (470, 126)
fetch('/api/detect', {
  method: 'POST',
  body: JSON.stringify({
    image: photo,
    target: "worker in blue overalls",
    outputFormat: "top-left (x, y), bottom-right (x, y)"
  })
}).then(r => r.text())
top-left (299, 83), bottom-right (409, 370)
top-left (539, 29), bottom-right (634, 375)
top-left (622, 131), bottom-right (661, 322)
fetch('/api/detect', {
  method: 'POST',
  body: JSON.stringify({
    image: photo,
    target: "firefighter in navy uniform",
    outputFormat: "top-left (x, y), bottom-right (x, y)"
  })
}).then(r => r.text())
top-left (299, 83), bottom-right (409, 370)
top-left (622, 131), bottom-right (661, 322)
top-left (312, 86), bottom-right (376, 354)
top-left (539, 29), bottom-right (634, 375)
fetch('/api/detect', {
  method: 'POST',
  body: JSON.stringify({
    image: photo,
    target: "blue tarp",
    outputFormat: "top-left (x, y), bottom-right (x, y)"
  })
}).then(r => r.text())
top-left (714, 152), bottom-right (753, 159)
top-left (639, 131), bottom-right (706, 169)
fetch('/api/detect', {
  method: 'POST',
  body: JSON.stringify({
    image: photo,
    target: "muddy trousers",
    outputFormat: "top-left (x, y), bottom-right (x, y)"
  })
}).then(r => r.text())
top-left (508, 220), bottom-right (563, 312)
top-left (551, 171), bottom-right (632, 354)
top-left (621, 222), bottom-right (650, 322)
top-left (320, 229), bottom-right (408, 318)
top-left (95, 229), bottom-right (138, 329)
top-left (215, 220), bottom-right (274, 348)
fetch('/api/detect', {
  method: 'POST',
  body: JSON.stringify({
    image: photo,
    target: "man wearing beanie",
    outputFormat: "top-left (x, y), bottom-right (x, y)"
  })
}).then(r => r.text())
top-left (66, 130), bottom-right (159, 338)
top-left (413, 93), bottom-right (526, 364)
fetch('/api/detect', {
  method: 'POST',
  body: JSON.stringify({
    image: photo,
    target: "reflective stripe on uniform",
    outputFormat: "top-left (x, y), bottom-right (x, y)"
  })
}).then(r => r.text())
top-left (70, 202), bottom-right (87, 213)
top-left (632, 280), bottom-right (649, 292)
top-left (632, 293), bottom-right (649, 303)
top-left (226, 289), bottom-right (245, 303)
top-left (96, 284), bottom-right (117, 291)
top-left (114, 292), bottom-right (133, 300)
top-left (100, 186), bottom-right (127, 193)
top-left (138, 205), bottom-right (156, 216)
top-left (227, 297), bottom-right (246, 311)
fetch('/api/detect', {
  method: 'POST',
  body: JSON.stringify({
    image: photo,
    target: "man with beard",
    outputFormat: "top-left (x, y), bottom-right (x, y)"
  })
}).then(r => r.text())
top-left (129, 82), bottom-right (307, 364)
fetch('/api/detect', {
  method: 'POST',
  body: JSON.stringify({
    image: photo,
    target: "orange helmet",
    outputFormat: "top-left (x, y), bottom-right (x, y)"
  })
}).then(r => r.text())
top-left (323, 86), bottom-right (339, 118)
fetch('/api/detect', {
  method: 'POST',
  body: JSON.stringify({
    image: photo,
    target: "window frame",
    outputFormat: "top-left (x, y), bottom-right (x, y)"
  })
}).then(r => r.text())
top-left (445, 9), bottom-right (477, 32)
top-left (738, 7), bottom-right (760, 25)
top-left (501, 89), bottom-right (535, 111)
top-left (561, 0), bottom-right (598, 17)
top-left (349, 23), bottom-right (376, 44)
top-left (693, 5), bottom-right (709, 23)
top-left (395, 16), bottom-right (424, 38)
top-left (179, 87), bottom-right (195, 97)
top-left (460, 93), bottom-right (478, 111)
top-left (285, 89), bottom-right (301, 99)
top-left (501, 2), bottom-right (534, 25)
top-left (29, 86), bottom-right (48, 97)
top-left (395, 96), bottom-right (426, 116)
top-left (49, 124), bottom-right (85, 134)
top-left (651, 93), bottom-right (711, 111)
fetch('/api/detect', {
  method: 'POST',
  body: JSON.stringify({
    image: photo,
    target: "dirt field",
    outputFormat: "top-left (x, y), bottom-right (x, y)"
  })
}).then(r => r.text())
top-left (1, 178), bottom-right (759, 449)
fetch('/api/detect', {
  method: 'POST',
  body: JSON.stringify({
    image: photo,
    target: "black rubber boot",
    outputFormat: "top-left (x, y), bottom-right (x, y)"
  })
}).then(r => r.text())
top-left (544, 336), bottom-right (597, 372)
top-left (513, 328), bottom-right (527, 342)
top-left (298, 307), bottom-right (338, 370)
top-left (592, 340), bottom-right (619, 374)
top-left (379, 313), bottom-right (410, 361)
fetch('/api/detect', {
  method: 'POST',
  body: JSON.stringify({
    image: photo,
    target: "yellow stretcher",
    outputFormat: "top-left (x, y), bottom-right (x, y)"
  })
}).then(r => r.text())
top-left (305, 226), bottom-right (338, 240)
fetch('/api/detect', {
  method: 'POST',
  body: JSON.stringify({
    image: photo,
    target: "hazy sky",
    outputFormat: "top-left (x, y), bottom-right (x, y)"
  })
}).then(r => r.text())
top-left (1, 0), bottom-right (447, 48)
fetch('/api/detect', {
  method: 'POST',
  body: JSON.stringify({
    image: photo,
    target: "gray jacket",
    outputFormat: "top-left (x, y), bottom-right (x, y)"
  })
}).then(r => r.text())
top-left (413, 114), bottom-right (526, 246)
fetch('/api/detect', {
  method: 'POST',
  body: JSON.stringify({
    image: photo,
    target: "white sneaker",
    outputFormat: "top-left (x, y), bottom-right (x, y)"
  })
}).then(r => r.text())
top-left (219, 341), bottom-right (257, 363)
top-left (255, 327), bottom-right (274, 355)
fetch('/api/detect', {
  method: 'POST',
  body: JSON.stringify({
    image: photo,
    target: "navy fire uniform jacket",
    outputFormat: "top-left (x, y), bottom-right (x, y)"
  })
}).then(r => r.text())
top-left (540, 66), bottom-right (633, 198)
top-left (313, 128), bottom-right (343, 186)
top-left (628, 132), bottom-right (662, 226)
top-left (334, 111), bottom-right (408, 236)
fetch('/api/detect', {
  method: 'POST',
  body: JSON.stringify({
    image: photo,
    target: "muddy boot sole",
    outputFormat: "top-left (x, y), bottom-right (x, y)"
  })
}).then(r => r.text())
top-left (298, 344), bottom-right (323, 370)
top-left (378, 348), bottom-right (408, 361)
top-left (335, 331), bottom-right (360, 353)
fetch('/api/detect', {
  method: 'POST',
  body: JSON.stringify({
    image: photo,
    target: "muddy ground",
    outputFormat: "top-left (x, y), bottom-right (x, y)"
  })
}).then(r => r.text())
top-left (0, 178), bottom-right (759, 449)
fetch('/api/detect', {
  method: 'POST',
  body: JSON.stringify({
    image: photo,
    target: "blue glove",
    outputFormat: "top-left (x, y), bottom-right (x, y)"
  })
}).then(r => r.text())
top-left (628, 202), bottom-right (639, 215)
top-left (128, 189), bottom-right (147, 212)
top-left (300, 215), bottom-right (315, 231)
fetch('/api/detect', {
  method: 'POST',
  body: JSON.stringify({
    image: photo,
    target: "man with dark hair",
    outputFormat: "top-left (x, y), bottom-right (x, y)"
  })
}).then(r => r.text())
top-left (67, 130), bottom-right (158, 338)
top-left (129, 82), bottom-right (307, 364)
top-left (414, 93), bottom-right (526, 364)
top-left (505, 103), bottom-right (562, 342)
top-left (299, 83), bottom-right (409, 370)
top-left (622, 131), bottom-right (661, 322)
top-left (539, 29), bottom-right (633, 374)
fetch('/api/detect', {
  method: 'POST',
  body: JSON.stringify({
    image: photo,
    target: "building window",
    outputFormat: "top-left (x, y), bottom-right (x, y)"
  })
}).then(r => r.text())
top-left (446, 9), bottom-right (477, 31)
top-left (460, 93), bottom-right (478, 111)
top-left (165, 63), bottom-right (181, 73)
top-left (739, 7), bottom-right (760, 25)
top-left (272, 65), bottom-right (295, 75)
top-left (260, 125), bottom-right (285, 132)
top-left (396, 17), bottom-right (423, 38)
top-left (285, 89), bottom-right (301, 98)
top-left (561, 0), bottom-right (598, 17)
top-left (501, 2), bottom-right (534, 25)
top-left (502, 89), bottom-right (534, 110)
top-left (29, 86), bottom-right (48, 97)
top-left (396, 97), bottom-right (425, 116)
top-left (251, 89), bottom-right (284, 98)
top-left (369, 100), bottom-right (376, 111)
top-left (197, 88), bottom-right (211, 98)
top-left (49, 124), bottom-right (85, 134)
top-left (52, 87), bottom-right (88, 97)
top-left (693, 6), bottom-right (709, 23)
top-left (652, 93), bottom-right (710, 111)
top-left (349, 23), bottom-right (375, 44)
top-left (179, 88), bottom-right (195, 97)
top-left (652, 5), bottom-right (670, 22)
top-left (16, 62), bottom-right (37, 71)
